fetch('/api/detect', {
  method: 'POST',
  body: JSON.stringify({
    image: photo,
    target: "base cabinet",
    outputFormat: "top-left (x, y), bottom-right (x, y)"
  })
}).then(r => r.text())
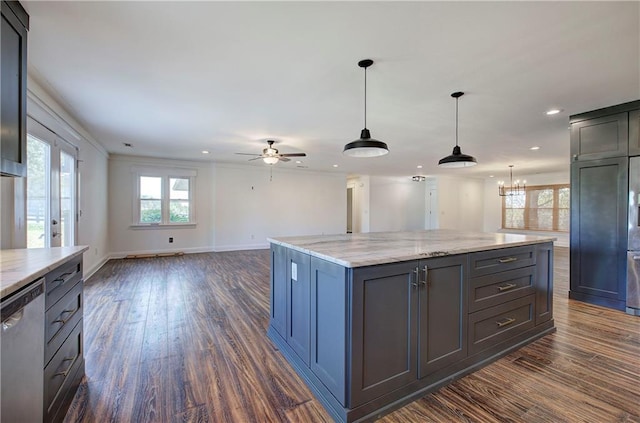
top-left (268, 243), bottom-right (555, 423)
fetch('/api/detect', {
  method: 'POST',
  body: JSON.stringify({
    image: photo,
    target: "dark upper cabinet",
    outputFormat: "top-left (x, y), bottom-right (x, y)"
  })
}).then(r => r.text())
top-left (629, 109), bottom-right (640, 156)
top-left (570, 112), bottom-right (628, 161)
top-left (570, 157), bottom-right (628, 310)
top-left (1, 1), bottom-right (28, 177)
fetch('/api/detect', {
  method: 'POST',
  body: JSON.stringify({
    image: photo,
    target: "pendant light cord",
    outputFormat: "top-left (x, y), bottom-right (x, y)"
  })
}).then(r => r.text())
top-left (455, 96), bottom-right (459, 147)
top-left (364, 66), bottom-right (367, 129)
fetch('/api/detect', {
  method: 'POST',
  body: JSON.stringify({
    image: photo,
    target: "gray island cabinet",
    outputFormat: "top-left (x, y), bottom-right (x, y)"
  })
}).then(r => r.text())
top-left (267, 230), bottom-right (555, 423)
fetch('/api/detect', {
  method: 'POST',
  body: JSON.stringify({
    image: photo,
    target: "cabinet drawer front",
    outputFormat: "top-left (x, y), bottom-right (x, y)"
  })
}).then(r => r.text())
top-left (469, 246), bottom-right (535, 277)
top-left (468, 295), bottom-right (535, 356)
top-left (45, 281), bottom-right (83, 365)
top-left (44, 320), bottom-right (83, 415)
top-left (469, 266), bottom-right (535, 312)
top-left (45, 256), bottom-right (82, 309)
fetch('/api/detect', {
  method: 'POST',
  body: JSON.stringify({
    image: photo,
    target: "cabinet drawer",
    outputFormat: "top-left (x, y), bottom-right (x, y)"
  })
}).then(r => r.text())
top-left (45, 280), bottom-right (83, 365)
top-left (45, 256), bottom-right (82, 309)
top-left (469, 266), bottom-right (535, 312)
top-left (468, 295), bottom-right (535, 356)
top-left (469, 246), bottom-right (535, 278)
top-left (44, 320), bottom-right (83, 418)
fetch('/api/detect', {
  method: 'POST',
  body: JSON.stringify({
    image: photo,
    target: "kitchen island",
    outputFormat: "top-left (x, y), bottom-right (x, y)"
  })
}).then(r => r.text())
top-left (267, 230), bottom-right (555, 423)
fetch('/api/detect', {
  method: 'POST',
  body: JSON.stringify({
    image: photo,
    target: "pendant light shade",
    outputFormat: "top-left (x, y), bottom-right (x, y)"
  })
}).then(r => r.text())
top-left (343, 59), bottom-right (389, 158)
top-left (438, 91), bottom-right (477, 168)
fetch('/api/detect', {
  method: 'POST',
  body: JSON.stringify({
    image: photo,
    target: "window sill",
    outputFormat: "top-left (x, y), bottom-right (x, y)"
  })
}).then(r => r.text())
top-left (130, 223), bottom-right (197, 230)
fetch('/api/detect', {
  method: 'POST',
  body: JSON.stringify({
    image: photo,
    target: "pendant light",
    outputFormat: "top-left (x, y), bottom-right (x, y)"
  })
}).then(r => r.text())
top-left (343, 59), bottom-right (389, 157)
top-left (438, 91), bottom-right (477, 168)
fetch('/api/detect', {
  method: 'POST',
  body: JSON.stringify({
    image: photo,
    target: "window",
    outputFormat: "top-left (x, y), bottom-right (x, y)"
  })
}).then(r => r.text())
top-left (133, 167), bottom-right (196, 226)
top-left (502, 184), bottom-right (569, 232)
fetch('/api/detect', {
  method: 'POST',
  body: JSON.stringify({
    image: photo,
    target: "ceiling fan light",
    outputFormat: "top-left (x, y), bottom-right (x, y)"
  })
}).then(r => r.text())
top-left (263, 156), bottom-right (279, 165)
top-left (438, 145), bottom-right (477, 168)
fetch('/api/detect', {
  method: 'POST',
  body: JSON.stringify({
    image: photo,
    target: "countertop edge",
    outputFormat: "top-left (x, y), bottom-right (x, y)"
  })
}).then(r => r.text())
top-left (267, 234), bottom-right (556, 268)
top-left (1, 246), bottom-right (89, 300)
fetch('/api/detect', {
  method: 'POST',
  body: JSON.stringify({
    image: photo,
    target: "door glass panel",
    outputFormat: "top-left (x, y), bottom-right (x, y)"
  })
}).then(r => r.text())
top-left (60, 150), bottom-right (76, 246)
top-left (26, 136), bottom-right (51, 248)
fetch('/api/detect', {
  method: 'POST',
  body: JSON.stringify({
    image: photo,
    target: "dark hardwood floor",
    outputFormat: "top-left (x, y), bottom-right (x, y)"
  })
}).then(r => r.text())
top-left (64, 247), bottom-right (640, 423)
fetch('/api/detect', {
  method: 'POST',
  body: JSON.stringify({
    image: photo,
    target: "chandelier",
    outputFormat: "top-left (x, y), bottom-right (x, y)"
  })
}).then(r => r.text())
top-left (498, 165), bottom-right (526, 196)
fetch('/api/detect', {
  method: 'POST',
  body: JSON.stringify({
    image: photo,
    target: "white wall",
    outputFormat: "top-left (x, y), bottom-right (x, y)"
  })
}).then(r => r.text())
top-left (214, 164), bottom-right (346, 250)
top-left (436, 176), bottom-right (485, 231)
top-left (108, 159), bottom-right (346, 255)
top-left (369, 176), bottom-right (426, 232)
top-left (483, 170), bottom-right (570, 246)
top-left (108, 155), bottom-right (215, 256)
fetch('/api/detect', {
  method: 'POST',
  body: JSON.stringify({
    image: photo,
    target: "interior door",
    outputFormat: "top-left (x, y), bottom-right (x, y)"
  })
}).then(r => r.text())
top-left (26, 117), bottom-right (77, 248)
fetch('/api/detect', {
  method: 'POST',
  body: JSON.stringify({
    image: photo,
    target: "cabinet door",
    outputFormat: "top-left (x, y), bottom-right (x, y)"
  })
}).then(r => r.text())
top-left (0, 2), bottom-right (28, 177)
top-left (570, 158), bottom-right (628, 310)
top-left (418, 255), bottom-right (467, 379)
top-left (286, 248), bottom-right (310, 365)
top-left (629, 110), bottom-right (640, 156)
top-left (535, 242), bottom-right (553, 325)
top-left (350, 261), bottom-right (417, 408)
top-left (269, 244), bottom-right (287, 338)
top-left (310, 257), bottom-right (347, 405)
top-left (570, 112), bottom-right (628, 161)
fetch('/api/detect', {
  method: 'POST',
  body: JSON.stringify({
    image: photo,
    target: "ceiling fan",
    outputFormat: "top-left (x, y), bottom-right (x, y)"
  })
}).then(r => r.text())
top-left (236, 140), bottom-right (306, 164)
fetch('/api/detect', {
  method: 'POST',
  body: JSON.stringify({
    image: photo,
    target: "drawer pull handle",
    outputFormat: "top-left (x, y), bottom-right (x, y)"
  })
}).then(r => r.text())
top-left (496, 317), bottom-right (516, 328)
top-left (497, 257), bottom-right (518, 264)
top-left (53, 308), bottom-right (78, 325)
top-left (53, 355), bottom-right (77, 378)
top-left (497, 283), bottom-right (517, 292)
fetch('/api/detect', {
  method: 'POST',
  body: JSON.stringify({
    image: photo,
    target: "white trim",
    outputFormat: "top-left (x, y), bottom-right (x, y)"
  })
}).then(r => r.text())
top-left (129, 223), bottom-right (197, 229)
top-left (106, 243), bottom-right (269, 259)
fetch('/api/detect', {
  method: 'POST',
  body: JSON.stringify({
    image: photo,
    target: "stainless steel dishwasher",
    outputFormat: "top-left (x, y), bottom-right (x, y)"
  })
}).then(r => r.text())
top-left (1, 278), bottom-right (45, 423)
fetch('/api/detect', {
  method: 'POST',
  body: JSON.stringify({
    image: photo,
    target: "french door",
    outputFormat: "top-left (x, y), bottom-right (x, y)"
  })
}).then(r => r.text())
top-left (26, 117), bottom-right (77, 248)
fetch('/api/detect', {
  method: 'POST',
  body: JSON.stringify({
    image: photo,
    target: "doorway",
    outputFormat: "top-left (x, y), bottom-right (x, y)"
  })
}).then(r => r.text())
top-left (26, 118), bottom-right (77, 248)
top-left (347, 187), bottom-right (353, 233)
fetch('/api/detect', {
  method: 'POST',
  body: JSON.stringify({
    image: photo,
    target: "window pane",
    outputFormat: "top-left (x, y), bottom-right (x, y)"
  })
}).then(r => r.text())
top-left (505, 209), bottom-right (525, 229)
top-left (530, 209), bottom-right (553, 231)
top-left (170, 178), bottom-right (189, 200)
top-left (558, 188), bottom-right (570, 208)
top-left (27, 137), bottom-right (50, 248)
top-left (558, 209), bottom-right (570, 231)
top-left (140, 199), bottom-right (162, 223)
top-left (140, 176), bottom-right (162, 199)
top-left (170, 200), bottom-right (190, 222)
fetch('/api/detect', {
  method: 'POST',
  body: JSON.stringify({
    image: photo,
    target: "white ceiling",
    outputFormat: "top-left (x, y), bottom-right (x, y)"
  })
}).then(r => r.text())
top-left (22, 1), bottom-right (640, 179)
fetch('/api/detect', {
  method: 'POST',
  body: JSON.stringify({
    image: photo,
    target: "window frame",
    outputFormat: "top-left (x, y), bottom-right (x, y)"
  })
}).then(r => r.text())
top-left (131, 166), bottom-right (196, 228)
top-left (501, 183), bottom-right (569, 232)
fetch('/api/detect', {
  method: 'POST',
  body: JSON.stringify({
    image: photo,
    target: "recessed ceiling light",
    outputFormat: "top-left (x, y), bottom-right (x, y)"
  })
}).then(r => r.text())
top-left (201, 150), bottom-right (209, 154)
top-left (546, 109), bottom-right (562, 115)
top-left (417, 165), bottom-right (423, 169)
top-left (295, 160), bottom-right (302, 164)
top-left (530, 146), bottom-right (540, 150)
top-left (489, 175), bottom-right (495, 178)
top-left (333, 164), bottom-right (339, 168)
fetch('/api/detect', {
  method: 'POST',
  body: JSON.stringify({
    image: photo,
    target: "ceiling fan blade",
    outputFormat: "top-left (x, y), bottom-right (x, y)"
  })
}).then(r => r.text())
top-left (235, 153), bottom-right (260, 156)
top-left (280, 153), bottom-right (306, 157)
top-left (279, 157), bottom-right (291, 162)
top-left (248, 156), bottom-right (263, 161)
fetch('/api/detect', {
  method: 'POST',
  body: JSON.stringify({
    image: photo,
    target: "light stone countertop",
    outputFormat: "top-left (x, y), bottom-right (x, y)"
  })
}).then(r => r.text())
top-left (268, 229), bottom-right (556, 268)
top-left (0, 246), bottom-right (89, 299)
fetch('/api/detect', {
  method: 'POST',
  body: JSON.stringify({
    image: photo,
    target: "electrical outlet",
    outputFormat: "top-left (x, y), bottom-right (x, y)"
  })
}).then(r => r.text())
top-left (250, 234), bottom-right (255, 240)
top-left (169, 237), bottom-right (174, 243)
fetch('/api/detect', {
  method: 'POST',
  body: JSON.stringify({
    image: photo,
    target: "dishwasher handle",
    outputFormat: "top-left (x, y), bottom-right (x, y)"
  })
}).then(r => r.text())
top-left (1, 278), bottom-right (45, 330)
